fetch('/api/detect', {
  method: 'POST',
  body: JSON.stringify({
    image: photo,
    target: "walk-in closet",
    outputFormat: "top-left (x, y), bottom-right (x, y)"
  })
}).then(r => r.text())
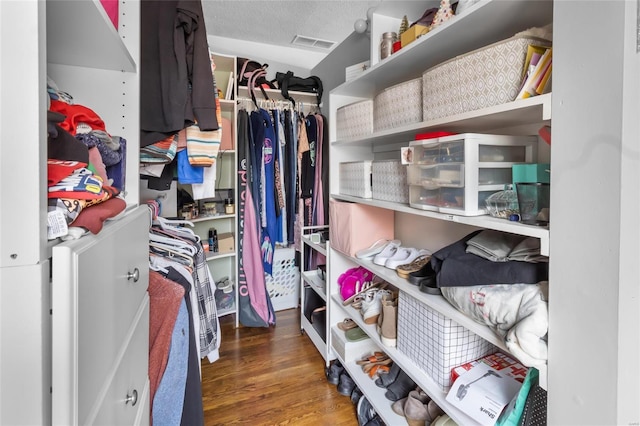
top-left (0, 1), bottom-right (638, 425)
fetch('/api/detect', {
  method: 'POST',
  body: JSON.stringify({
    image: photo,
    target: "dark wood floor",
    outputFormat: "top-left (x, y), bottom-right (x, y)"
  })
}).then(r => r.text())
top-left (201, 308), bottom-right (358, 426)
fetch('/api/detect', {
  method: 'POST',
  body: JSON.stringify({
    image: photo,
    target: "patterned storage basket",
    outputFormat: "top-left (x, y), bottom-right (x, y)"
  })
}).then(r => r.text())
top-left (371, 160), bottom-right (409, 203)
top-left (336, 99), bottom-right (374, 140)
top-left (374, 78), bottom-right (423, 131)
top-left (339, 161), bottom-right (373, 199)
top-left (397, 292), bottom-right (497, 391)
top-left (423, 34), bottom-right (551, 121)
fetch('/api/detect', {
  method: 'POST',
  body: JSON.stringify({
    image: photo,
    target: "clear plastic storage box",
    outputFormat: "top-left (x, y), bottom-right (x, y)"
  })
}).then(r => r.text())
top-left (407, 134), bottom-right (538, 216)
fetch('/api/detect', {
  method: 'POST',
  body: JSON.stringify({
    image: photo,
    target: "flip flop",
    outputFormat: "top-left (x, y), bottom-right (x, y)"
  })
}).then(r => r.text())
top-left (396, 254), bottom-right (431, 279)
top-left (345, 326), bottom-right (368, 342)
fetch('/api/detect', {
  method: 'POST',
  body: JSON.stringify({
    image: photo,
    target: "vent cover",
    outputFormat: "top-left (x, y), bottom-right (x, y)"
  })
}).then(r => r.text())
top-left (291, 35), bottom-right (337, 50)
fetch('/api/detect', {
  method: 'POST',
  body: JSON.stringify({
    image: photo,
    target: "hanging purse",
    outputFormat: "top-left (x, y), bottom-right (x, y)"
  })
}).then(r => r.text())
top-left (274, 71), bottom-right (323, 108)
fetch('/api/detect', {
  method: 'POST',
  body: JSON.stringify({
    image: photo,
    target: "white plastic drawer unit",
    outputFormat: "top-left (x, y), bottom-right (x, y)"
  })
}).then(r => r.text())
top-left (52, 206), bottom-right (150, 425)
top-left (407, 134), bottom-right (538, 216)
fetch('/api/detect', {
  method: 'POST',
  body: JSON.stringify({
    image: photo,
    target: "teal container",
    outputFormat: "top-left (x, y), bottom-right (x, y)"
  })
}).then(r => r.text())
top-left (512, 163), bottom-right (550, 184)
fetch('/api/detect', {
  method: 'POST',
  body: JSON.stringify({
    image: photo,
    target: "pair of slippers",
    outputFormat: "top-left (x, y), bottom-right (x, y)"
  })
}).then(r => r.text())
top-left (337, 266), bottom-right (374, 301)
top-left (374, 362), bottom-right (417, 401)
top-left (408, 262), bottom-right (441, 295)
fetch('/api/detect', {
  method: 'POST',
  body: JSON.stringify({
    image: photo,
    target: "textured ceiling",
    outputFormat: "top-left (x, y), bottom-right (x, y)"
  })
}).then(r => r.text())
top-left (201, 1), bottom-right (383, 52)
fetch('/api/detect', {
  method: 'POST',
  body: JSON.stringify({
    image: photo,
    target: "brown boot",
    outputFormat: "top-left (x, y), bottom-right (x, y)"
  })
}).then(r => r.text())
top-left (379, 292), bottom-right (398, 347)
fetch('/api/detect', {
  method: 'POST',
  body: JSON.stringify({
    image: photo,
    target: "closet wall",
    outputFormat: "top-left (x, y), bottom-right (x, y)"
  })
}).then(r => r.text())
top-left (1, 1), bottom-right (146, 424)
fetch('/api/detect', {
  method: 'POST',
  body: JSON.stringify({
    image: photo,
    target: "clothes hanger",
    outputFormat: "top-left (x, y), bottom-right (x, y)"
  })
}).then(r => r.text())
top-left (149, 242), bottom-right (194, 267)
top-left (149, 232), bottom-right (197, 257)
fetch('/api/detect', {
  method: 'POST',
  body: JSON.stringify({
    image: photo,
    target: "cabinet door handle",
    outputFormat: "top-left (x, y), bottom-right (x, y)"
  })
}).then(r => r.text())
top-left (125, 389), bottom-right (138, 406)
top-left (127, 268), bottom-right (140, 283)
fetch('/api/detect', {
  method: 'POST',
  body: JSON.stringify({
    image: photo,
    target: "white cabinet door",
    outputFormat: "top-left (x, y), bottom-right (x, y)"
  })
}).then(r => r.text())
top-left (52, 206), bottom-right (149, 425)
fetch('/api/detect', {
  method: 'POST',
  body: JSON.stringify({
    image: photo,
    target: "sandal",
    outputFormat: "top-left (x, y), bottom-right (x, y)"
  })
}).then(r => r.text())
top-left (337, 318), bottom-right (358, 331)
top-left (342, 278), bottom-right (388, 307)
top-left (355, 239), bottom-right (401, 259)
top-left (356, 351), bottom-right (388, 365)
top-left (396, 254), bottom-right (431, 279)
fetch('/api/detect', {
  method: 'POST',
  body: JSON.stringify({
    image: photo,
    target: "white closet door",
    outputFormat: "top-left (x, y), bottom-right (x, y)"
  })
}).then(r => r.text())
top-left (52, 206), bottom-right (149, 425)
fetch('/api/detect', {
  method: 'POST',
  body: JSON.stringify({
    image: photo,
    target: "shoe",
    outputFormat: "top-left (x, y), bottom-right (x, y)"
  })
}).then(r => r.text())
top-left (361, 289), bottom-right (392, 325)
top-left (385, 248), bottom-right (430, 270)
top-left (391, 396), bottom-right (408, 416)
top-left (350, 386), bottom-right (363, 405)
top-left (372, 240), bottom-right (402, 266)
top-left (396, 253), bottom-right (431, 279)
top-left (385, 369), bottom-right (416, 401)
top-left (403, 390), bottom-right (431, 426)
top-left (356, 396), bottom-right (376, 426)
top-left (337, 318), bottom-right (358, 331)
top-left (378, 292), bottom-right (398, 347)
top-left (337, 372), bottom-right (356, 396)
top-left (408, 261), bottom-right (436, 286)
top-left (425, 400), bottom-right (446, 426)
top-left (342, 278), bottom-right (387, 307)
top-left (408, 262), bottom-right (441, 295)
top-left (364, 415), bottom-right (384, 426)
top-left (345, 326), bottom-right (369, 342)
top-left (338, 267), bottom-right (374, 301)
top-left (325, 361), bottom-right (344, 385)
top-left (356, 239), bottom-right (400, 259)
top-left (375, 361), bottom-right (401, 388)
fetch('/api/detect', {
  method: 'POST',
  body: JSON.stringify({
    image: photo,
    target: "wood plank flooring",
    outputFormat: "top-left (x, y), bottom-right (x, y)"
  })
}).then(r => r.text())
top-left (201, 308), bottom-right (358, 426)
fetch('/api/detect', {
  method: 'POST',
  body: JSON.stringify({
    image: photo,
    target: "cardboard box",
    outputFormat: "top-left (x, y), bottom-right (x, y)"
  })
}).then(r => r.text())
top-left (218, 232), bottom-right (234, 253)
top-left (450, 352), bottom-right (529, 384)
top-left (401, 24), bottom-right (429, 48)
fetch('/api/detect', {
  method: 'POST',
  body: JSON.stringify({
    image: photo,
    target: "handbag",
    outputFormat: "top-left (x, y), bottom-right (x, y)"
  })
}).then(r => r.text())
top-left (237, 58), bottom-right (276, 107)
top-left (274, 71), bottom-right (323, 108)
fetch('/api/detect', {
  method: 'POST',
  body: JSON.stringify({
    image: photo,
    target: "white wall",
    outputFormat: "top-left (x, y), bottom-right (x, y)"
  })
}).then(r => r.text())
top-left (549, 1), bottom-right (639, 424)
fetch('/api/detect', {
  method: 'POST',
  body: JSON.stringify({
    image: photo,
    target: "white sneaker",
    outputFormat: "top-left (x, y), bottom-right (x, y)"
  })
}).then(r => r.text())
top-left (361, 289), bottom-right (392, 325)
top-left (372, 240), bottom-right (402, 266)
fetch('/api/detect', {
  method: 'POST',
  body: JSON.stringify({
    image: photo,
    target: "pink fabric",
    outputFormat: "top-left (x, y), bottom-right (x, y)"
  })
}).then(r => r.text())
top-left (242, 189), bottom-right (271, 324)
top-left (100, 0), bottom-right (119, 28)
top-left (329, 199), bottom-right (395, 257)
top-left (88, 146), bottom-right (109, 183)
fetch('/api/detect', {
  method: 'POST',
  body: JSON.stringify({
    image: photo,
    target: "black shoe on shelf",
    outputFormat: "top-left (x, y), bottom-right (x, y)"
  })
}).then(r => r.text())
top-left (325, 361), bottom-right (344, 385)
top-left (337, 372), bottom-right (356, 396)
top-left (350, 386), bottom-right (363, 405)
top-left (356, 396), bottom-right (376, 426)
top-left (375, 361), bottom-right (401, 388)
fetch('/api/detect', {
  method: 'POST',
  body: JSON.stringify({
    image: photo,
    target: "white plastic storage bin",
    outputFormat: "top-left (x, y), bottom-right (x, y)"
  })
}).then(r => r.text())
top-left (407, 133), bottom-right (538, 216)
top-left (397, 292), bottom-right (497, 391)
top-left (371, 160), bottom-right (409, 203)
top-left (336, 99), bottom-right (373, 140)
top-left (339, 161), bottom-right (372, 199)
top-left (374, 78), bottom-right (423, 132)
top-left (422, 34), bottom-right (551, 121)
top-left (331, 326), bottom-right (379, 363)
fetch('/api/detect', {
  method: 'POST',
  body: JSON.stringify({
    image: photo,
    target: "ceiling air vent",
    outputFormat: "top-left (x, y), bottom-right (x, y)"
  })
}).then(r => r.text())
top-left (291, 35), bottom-right (337, 50)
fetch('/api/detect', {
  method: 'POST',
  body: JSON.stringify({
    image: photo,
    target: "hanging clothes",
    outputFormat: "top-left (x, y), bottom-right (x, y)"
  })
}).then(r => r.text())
top-left (236, 108), bottom-right (274, 327)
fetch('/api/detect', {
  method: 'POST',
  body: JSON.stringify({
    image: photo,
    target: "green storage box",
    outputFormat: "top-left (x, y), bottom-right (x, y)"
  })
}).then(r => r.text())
top-left (512, 163), bottom-right (550, 184)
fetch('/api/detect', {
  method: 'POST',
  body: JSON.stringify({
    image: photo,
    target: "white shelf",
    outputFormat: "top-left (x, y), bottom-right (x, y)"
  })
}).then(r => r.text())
top-left (46, 0), bottom-right (136, 72)
top-left (205, 252), bottom-right (236, 261)
top-left (219, 99), bottom-right (235, 113)
top-left (302, 271), bottom-right (327, 302)
top-left (331, 194), bottom-right (550, 256)
top-left (237, 85), bottom-right (320, 104)
top-left (191, 214), bottom-right (236, 223)
top-left (333, 294), bottom-right (481, 426)
top-left (331, 0), bottom-right (553, 99)
top-left (332, 94), bottom-right (552, 148)
top-left (301, 315), bottom-right (329, 362)
top-left (301, 235), bottom-right (328, 256)
top-left (332, 351), bottom-right (406, 426)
